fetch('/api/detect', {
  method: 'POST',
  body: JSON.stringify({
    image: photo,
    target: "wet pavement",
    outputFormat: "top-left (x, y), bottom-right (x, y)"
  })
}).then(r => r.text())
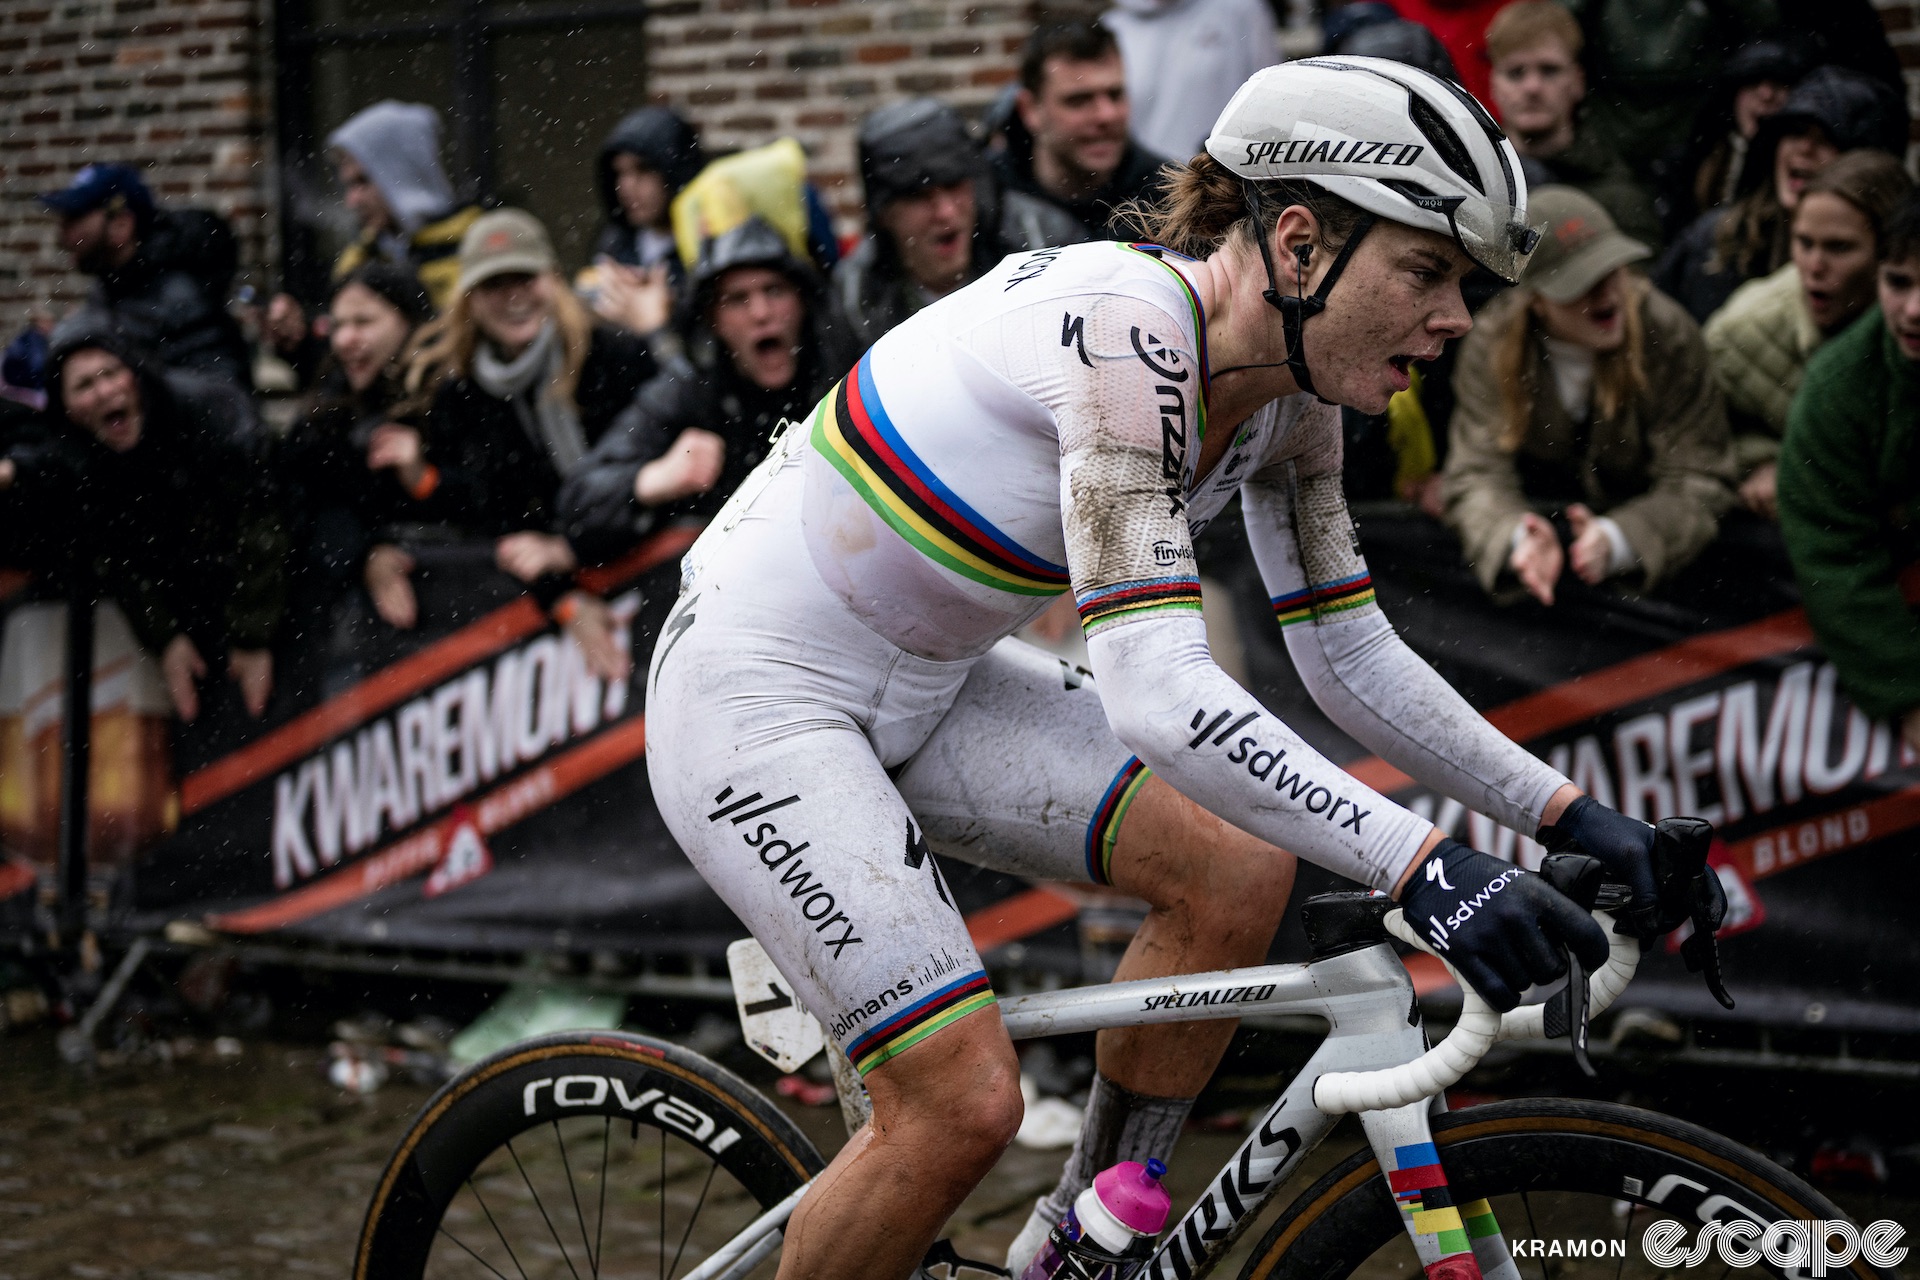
top-left (1, 1020), bottom-right (1916, 1279)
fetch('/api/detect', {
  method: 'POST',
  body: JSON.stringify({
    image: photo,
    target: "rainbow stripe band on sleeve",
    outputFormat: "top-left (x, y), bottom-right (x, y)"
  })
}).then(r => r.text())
top-left (845, 971), bottom-right (997, 1075)
top-left (813, 355), bottom-right (1070, 597)
top-left (1085, 756), bottom-right (1150, 885)
top-left (1270, 572), bottom-right (1377, 627)
top-left (1076, 576), bottom-right (1204, 638)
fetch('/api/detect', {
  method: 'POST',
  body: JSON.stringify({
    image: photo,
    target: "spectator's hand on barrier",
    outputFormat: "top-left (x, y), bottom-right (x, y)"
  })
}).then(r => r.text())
top-left (634, 428), bottom-right (725, 506)
top-left (592, 261), bottom-right (673, 337)
top-left (1509, 512), bottom-right (1563, 605)
top-left (558, 591), bottom-right (633, 683)
top-left (367, 423), bottom-right (428, 494)
top-left (266, 293), bottom-right (308, 354)
top-left (228, 648), bottom-right (273, 718)
top-left (495, 532), bottom-right (578, 583)
top-left (1739, 462), bottom-right (1778, 520)
top-left (1565, 505), bottom-right (1613, 586)
top-left (1399, 471), bottom-right (1445, 521)
top-left (1902, 707), bottom-right (1920, 756)
top-left (0, 458), bottom-right (14, 490)
top-left (162, 634), bottom-right (208, 723)
top-left (365, 544), bottom-right (418, 629)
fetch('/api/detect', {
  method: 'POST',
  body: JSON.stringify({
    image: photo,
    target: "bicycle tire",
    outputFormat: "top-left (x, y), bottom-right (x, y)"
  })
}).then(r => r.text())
top-left (355, 1030), bottom-right (827, 1280)
top-left (1240, 1097), bottom-right (1892, 1280)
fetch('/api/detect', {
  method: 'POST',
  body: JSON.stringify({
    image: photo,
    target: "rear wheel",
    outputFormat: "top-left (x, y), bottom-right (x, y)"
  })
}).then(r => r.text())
top-left (1241, 1098), bottom-right (1889, 1280)
top-left (355, 1030), bottom-right (825, 1280)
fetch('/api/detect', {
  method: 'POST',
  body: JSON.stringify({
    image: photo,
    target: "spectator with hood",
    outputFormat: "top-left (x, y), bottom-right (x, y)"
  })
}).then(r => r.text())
top-left (833, 98), bottom-right (1086, 353)
top-left (382, 209), bottom-right (655, 632)
top-left (276, 263), bottom-right (437, 642)
top-left (991, 19), bottom-right (1172, 240)
top-left (559, 218), bottom-right (855, 671)
top-left (1657, 65), bottom-right (1908, 323)
top-left (1780, 191), bottom-right (1920, 753)
top-left (1674, 42), bottom-right (1802, 233)
top-left (1485, 2), bottom-right (1662, 252)
top-left (42, 324), bottom-right (286, 723)
top-left (1101, 0), bottom-right (1279, 163)
top-left (1704, 151), bottom-right (1911, 518)
top-left (327, 101), bottom-right (482, 311)
top-left (40, 164), bottom-right (251, 386)
top-left (1443, 188), bottom-right (1737, 605)
top-left (583, 107), bottom-right (705, 340)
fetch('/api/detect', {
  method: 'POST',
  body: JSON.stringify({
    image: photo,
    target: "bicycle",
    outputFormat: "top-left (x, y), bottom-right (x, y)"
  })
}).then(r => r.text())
top-left (355, 822), bottom-right (1891, 1280)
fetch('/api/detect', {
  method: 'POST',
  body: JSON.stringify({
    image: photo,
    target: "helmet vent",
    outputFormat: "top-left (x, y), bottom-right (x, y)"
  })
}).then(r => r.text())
top-left (1407, 92), bottom-right (1484, 196)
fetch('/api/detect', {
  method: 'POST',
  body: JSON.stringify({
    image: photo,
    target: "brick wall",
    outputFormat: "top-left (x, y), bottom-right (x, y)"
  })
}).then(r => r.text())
top-left (1876, 0), bottom-right (1920, 159)
top-left (644, 0), bottom-right (1073, 237)
top-left (0, 0), bottom-right (274, 333)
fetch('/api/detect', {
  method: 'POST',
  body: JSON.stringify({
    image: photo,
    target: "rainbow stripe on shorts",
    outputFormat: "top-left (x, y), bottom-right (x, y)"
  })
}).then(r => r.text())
top-left (846, 971), bottom-right (998, 1076)
top-left (1085, 756), bottom-right (1151, 885)
top-left (1270, 572), bottom-right (1377, 628)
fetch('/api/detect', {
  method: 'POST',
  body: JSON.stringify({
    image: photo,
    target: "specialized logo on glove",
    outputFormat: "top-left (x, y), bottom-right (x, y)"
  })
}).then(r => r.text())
top-left (1417, 865), bottom-right (1524, 953)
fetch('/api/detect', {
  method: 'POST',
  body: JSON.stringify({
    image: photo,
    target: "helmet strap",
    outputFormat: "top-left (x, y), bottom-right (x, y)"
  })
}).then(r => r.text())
top-left (1243, 180), bottom-right (1375, 402)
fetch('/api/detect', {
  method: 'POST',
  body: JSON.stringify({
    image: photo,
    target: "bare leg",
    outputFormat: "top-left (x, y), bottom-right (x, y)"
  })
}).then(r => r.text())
top-left (1100, 775), bottom-right (1296, 1095)
top-left (776, 1007), bottom-right (1023, 1280)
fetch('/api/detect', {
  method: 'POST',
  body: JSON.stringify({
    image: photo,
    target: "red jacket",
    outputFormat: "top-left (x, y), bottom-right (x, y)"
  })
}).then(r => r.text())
top-left (1387, 0), bottom-right (1509, 112)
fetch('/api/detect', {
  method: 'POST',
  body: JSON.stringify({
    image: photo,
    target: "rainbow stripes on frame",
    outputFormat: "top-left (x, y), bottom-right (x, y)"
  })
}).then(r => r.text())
top-left (1085, 757), bottom-right (1150, 885)
top-left (814, 355), bottom-right (1070, 597)
top-left (1270, 572), bottom-right (1376, 628)
top-left (846, 971), bottom-right (997, 1075)
top-left (1076, 576), bottom-right (1204, 638)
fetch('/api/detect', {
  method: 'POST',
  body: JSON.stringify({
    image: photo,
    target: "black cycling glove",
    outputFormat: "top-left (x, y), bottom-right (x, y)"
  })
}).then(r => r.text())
top-left (1398, 838), bottom-right (1610, 1013)
top-left (1537, 795), bottom-right (1658, 917)
top-left (1539, 797), bottom-right (1730, 945)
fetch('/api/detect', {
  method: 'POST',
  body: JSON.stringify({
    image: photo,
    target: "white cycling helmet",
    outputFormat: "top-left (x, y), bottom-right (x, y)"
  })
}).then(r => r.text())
top-left (1203, 56), bottom-right (1539, 395)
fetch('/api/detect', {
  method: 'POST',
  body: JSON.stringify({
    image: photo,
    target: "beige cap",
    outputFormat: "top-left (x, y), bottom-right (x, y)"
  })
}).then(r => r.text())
top-left (457, 208), bottom-right (557, 294)
top-left (1521, 186), bottom-right (1650, 303)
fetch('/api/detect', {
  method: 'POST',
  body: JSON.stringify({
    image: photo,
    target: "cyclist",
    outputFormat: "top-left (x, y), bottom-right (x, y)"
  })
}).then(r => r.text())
top-left (648, 58), bottom-right (1667, 1280)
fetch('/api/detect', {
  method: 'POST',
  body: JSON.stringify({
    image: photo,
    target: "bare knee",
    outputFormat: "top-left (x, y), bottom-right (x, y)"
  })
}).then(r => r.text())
top-left (867, 1021), bottom-right (1023, 1179)
top-left (1117, 783), bottom-right (1294, 924)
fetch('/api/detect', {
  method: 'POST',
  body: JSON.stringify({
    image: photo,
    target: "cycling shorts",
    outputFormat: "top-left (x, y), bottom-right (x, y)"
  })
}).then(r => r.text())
top-left (646, 456), bottom-right (1147, 1076)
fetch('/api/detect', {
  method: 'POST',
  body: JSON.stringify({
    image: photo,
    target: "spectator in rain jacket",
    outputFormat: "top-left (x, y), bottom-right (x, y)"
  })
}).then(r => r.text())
top-left (991, 20), bottom-right (1172, 240)
top-left (1703, 150), bottom-right (1911, 518)
top-left (328, 101), bottom-right (484, 312)
top-left (44, 324), bottom-right (286, 724)
top-left (41, 164), bottom-right (251, 387)
top-left (581, 107), bottom-right (706, 342)
top-left (1656, 66), bottom-right (1908, 324)
top-left (1443, 188), bottom-right (1737, 604)
top-left (1671, 42), bottom-right (1802, 235)
top-left (1485, 3), bottom-right (1662, 252)
top-left (1779, 193), bottom-right (1920, 750)
top-left (833, 99), bottom-right (1086, 353)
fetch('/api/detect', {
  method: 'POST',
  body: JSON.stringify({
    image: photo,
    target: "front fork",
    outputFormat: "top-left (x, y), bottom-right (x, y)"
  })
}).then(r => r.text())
top-left (1359, 1101), bottom-right (1521, 1280)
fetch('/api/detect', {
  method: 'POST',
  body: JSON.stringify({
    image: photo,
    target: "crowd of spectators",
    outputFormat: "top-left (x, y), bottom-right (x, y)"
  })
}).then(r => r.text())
top-left (4, 1), bottom-right (1920, 760)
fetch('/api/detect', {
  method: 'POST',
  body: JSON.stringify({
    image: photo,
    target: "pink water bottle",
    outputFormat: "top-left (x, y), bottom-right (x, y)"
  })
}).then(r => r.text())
top-left (1018, 1158), bottom-right (1172, 1280)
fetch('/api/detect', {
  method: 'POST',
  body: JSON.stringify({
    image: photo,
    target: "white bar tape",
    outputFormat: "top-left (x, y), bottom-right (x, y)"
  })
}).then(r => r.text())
top-left (1310, 908), bottom-right (1639, 1115)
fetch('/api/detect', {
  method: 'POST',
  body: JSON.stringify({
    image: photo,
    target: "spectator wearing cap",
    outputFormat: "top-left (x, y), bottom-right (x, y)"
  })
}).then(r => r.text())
top-left (276, 263), bottom-right (439, 652)
top-left (1442, 187), bottom-right (1737, 605)
top-left (1657, 65), bottom-right (1910, 324)
top-left (1779, 191), bottom-right (1920, 752)
top-left (41, 164), bottom-right (251, 386)
top-left (379, 209), bottom-right (655, 636)
top-left (1101, 0), bottom-right (1279, 163)
top-left (833, 99), bottom-right (1086, 353)
top-left (42, 324), bottom-right (285, 723)
top-left (559, 217), bottom-right (858, 676)
top-left (1485, 3), bottom-right (1662, 253)
top-left (991, 20), bottom-right (1173, 240)
top-left (1704, 151), bottom-right (1911, 518)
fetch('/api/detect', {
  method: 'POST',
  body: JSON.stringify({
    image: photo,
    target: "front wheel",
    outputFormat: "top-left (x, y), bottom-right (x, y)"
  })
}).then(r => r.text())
top-left (355, 1030), bottom-right (826, 1280)
top-left (1241, 1098), bottom-right (1892, 1280)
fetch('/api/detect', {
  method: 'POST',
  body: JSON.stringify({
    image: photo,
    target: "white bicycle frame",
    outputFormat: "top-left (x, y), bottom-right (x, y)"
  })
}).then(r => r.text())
top-left (691, 904), bottom-right (1641, 1280)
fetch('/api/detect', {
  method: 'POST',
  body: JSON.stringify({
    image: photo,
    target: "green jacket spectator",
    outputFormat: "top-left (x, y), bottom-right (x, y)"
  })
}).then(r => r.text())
top-left (1778, 305), bottom-right (1920, 723)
